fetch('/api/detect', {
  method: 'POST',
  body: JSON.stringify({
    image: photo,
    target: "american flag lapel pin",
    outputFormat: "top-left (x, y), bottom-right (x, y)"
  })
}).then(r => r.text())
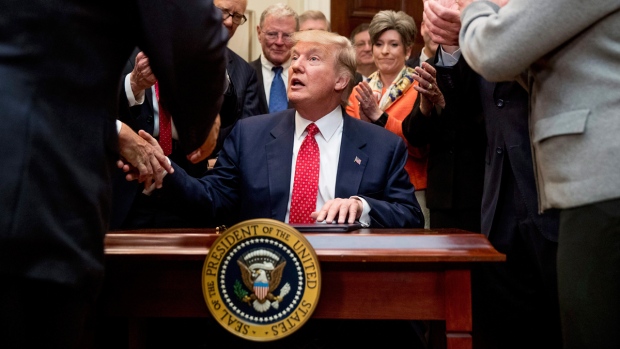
top-left (354, 156), bottom-right (362, 165)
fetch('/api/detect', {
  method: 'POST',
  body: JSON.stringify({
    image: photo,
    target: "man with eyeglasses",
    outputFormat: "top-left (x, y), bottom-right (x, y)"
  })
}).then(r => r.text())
top-left (110, 2), bottom-right (253, 230)
top-left (250, 3), bottom-right (299, 113)
top-left (349, 22), bottom-right (377, 85)
top-left (212, 0), bottom-right (268, 165)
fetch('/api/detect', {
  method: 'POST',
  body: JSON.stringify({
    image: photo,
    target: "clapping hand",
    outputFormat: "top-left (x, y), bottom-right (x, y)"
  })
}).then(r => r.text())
top-left (413, 62), bottom-right (445, 116)
top-left (129, 51), bottom-right (157, 96)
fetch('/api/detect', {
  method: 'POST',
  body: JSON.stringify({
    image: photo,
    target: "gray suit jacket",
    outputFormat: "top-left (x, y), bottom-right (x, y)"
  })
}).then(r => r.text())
top-left (460, 1), bottom-right (620, 211)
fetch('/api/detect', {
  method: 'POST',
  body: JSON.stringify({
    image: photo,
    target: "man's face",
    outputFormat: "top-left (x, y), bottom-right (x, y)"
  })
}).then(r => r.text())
top-left (257, 15), bottom-right (297, 66)
top-left (214, 0), bottom-right (247, 38)
top-left (353, 30), bottom-right (373, 66)
top-left (288, 41), bottom-right (345, 109)
top-left (299, 19), bottom-right (328, 31)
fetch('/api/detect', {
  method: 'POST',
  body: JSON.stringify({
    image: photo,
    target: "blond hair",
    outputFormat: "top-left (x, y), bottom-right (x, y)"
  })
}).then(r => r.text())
top-left (259, 3), bottom-right (299, 30)
top-left (292, 30), bottom-right (356, 108)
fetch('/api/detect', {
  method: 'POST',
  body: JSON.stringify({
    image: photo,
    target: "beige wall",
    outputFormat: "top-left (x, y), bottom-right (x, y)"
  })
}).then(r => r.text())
top-left (228, 0), bottom-right (331, 62)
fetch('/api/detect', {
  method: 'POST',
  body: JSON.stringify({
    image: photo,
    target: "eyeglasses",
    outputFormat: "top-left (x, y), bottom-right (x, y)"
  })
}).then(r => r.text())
top-left (261, 30), bottom-right (294, 43)
top-left (216, 6), bottom-right (247, 25)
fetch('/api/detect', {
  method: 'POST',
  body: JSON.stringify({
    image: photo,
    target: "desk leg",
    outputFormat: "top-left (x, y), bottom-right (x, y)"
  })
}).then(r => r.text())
top-left (128, 318), bottom-right (147, 349)
top-left (444, 269), bottom-right (472, 349)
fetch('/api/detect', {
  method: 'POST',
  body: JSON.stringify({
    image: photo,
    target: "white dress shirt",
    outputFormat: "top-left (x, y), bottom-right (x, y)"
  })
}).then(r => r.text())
top-left (285, 107), bottom-right (371, 226)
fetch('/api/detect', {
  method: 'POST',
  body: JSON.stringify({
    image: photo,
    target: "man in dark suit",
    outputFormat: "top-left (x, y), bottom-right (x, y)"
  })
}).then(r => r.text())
top-left (146, 30), bottom-right (423, 230)
top-left (0, 0), bottom-right (227, 348)
top-left (423, 2), bottom-right (562, 348)
top-left (402, 58), bottom-right (486, 233)
top-left (111, 48), bottom-right (234, 229)
top-left (111, 0), bottom-right (265, 230)
top-left (134, 29), bottom-right (426, 348)
top-left (214, 0), bottom-right (268, 158)
top-left (419, 44), bottom-right (561, 349)
top-left (251, 3), bottom-right (298, 112)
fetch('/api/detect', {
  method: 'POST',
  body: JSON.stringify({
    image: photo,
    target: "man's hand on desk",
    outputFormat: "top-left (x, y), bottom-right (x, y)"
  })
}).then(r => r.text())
top-left (311, 198), bottom-right (363, 224)
top-left (117, 125), bottom-right (172, 190)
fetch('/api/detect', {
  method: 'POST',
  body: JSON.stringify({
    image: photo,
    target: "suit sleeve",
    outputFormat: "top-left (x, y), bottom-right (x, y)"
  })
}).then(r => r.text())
top-left (136, 0), bottom-right (228, 154)
top-left (360, 137), bottom-right (424, 229)
top-left (241, 65), bottom-right (268, 118)
top-left (459, 0), bottom-right (620, 81)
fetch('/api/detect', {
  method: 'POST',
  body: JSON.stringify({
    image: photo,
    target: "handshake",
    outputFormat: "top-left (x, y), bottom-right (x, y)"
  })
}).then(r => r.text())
top-left (116, 114), bottom-right (221, 190)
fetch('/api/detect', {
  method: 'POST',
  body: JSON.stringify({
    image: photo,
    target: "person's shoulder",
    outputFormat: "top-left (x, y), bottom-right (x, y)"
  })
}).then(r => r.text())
top-left (249, 56), bottom-right (262, 68)
top-left (344, 114), bottom-right (403, 144)
top-left (227, 48), bottom-right (248, 64)
top-left (237, 109), bottom-right (293, 128)
top-left (227, 50), bottom-right (257, 77)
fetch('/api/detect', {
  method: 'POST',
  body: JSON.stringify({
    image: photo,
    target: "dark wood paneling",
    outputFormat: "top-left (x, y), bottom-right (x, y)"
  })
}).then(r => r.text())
top-left (331, 0), bottom-right (425, 59)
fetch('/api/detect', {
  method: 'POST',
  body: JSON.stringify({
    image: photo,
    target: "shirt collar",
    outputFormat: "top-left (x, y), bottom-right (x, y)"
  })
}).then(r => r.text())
top-left (294, 106), bottom-right (343, 142)
top-left (260, 55), bottom-right (291, 72)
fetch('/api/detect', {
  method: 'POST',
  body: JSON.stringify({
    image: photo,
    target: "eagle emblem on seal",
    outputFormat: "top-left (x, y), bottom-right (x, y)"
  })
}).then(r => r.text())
top-left (236, 248), bottom-right (291, 313)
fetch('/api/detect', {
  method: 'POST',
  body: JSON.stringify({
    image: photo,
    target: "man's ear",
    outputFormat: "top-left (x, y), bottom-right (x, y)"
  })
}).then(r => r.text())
top-left (334, 74), bottom-right (350, 92)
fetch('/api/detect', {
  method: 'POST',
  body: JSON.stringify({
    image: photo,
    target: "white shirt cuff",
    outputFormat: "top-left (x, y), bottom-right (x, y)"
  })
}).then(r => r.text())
top-left (350, 196), bottom-right (371, 227)
top-left (125, 73), bottom-right (145, 106)
top-left (437, 46), bottom-right (462, 67)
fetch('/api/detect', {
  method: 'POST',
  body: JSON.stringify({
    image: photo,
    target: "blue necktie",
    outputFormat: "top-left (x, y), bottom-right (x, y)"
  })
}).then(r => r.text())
top-left (269, 66), bottom-right (287, 113)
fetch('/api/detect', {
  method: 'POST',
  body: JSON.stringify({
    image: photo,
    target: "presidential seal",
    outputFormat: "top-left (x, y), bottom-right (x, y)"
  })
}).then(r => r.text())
top-left (202, 219), bottom-right (321, 342)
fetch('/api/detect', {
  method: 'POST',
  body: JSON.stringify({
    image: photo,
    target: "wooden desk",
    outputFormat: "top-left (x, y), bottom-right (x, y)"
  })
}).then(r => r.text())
top-left (101, 228), bottom-right (504, 349)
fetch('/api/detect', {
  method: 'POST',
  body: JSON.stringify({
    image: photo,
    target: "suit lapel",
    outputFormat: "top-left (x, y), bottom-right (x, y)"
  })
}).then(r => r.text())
top-left (266, 110), bottom-right (296, 221)
top-left (335, 115), bottom-right (368, 198)
top-left (226, 48), bottom-right (235, 77)
top-left (251, 57), bottom-right (268, 112)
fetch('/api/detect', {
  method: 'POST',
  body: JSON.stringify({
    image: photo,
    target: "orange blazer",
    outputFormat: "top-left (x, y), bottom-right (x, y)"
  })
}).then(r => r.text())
top-left (347, 83), bottom-right (429, 191)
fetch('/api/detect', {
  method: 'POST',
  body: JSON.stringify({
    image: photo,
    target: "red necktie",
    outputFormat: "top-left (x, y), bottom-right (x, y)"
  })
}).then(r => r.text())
top-left (289, 123), bottom-right (320, 224)
top-left (154, 81), bottom-right (172, 156)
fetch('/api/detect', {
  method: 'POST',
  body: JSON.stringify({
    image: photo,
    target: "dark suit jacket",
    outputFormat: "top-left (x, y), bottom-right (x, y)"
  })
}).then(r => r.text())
top-left (111, 47), bottom-right (232, 229)
top-left (402, 56), bottom-right (486, 232)
top-left (250, 56), bottom-right (294, 111)
top-left (436, 56), bottom-right (558, 241)
top-left (118, 47), bottom-right (237, 162)
top-left (214, 48), bottom-right (268, 157)
top-left (157, 109), bottom-right (423, 228)
top-left (0, 0), bottom-right (226, 295)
